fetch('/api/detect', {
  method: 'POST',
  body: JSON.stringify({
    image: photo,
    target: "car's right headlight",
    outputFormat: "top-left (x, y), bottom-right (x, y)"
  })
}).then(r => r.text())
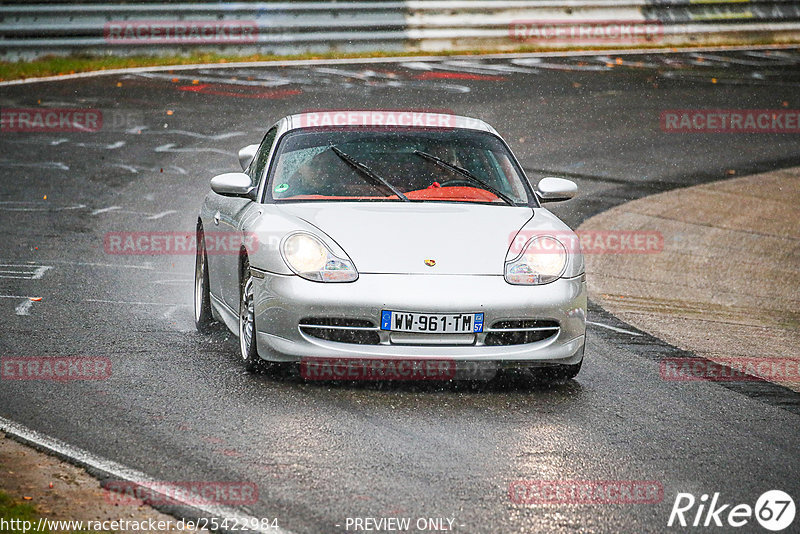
top-left (504, 236), bottom-right (567, 285)
top-left (281, 232), bottom-right (358, 282)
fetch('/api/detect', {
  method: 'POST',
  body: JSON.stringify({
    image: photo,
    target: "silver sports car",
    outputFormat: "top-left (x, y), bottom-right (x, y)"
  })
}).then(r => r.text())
top-left (195, 111), bottom-right (586, 380)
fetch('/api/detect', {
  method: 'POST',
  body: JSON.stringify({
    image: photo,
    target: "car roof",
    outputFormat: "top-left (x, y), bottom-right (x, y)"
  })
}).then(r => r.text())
top-left (283, 111), bottom-right (498, 135)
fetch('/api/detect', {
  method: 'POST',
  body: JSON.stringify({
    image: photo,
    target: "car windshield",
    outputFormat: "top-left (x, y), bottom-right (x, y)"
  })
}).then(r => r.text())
top-left (266, 128), bottom-right (532, 205)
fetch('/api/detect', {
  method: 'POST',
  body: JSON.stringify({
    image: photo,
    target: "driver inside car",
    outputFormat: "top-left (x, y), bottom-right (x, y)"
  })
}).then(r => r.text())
top-left (421, 144), bottom-right (465, 188)
top-left (285, 149), bottom-right (353, 197)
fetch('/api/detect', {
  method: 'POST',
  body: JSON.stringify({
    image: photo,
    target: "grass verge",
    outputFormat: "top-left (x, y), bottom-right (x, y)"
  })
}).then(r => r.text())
top-left (0, 490), bottom-right (40, 526)
top-left (0, 490), bottom-right (100, 534)
top-left (2, 39), bottom-right (797, 82)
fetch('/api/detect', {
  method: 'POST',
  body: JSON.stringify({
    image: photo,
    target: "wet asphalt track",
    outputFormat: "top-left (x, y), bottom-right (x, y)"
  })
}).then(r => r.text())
top-left (1, 47), bottom-right (800, 533)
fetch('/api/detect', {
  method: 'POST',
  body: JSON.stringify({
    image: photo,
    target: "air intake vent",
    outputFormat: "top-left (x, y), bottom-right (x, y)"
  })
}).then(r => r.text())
top-left (484, 320), bottom-right (560, 346)
top-left (299, 318), bottom-right (380, 345)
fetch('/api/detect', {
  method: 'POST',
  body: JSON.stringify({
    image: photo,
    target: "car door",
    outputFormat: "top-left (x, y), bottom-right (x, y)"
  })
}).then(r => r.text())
top-left (218, 126), bottom-right (278, 309)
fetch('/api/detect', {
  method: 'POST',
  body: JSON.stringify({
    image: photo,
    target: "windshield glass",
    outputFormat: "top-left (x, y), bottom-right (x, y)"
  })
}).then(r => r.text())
top-left (266, 128), bottom-right (532, 205)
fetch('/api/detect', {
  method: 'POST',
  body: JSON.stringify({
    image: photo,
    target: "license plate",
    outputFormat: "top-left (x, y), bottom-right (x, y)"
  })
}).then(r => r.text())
top-left (380, 311), bottom-right (484, 333)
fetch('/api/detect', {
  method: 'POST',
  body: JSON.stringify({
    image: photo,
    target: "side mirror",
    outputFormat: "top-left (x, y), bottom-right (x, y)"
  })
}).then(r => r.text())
top-left (238, 144), bottom-right (259, 171)
top-left (210, 172), bottom-right (255, 198)
top-left (536, 177), bottom-right (577, 203)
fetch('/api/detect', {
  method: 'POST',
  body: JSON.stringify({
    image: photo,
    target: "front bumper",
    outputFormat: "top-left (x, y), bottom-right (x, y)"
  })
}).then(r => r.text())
top-left (252, 271), bottom-right (586, 365)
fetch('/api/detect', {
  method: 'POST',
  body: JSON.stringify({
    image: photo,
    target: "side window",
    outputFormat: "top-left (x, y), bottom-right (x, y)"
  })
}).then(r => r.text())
top-left (248, 127), bottom-right (278, 185)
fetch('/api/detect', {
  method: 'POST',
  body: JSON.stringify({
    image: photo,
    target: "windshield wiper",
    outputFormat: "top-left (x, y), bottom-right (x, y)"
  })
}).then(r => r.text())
top-left (413, 150), bottom-right (515, 206)
top-left (330, 146), bottom-right (409, 202)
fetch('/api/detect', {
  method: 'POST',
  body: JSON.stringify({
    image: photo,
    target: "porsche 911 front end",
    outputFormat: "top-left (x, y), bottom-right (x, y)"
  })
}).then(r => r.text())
top-left (252, 264), bottom-right (586, 368)
top-left (196, 111), bottom-right (587, 379)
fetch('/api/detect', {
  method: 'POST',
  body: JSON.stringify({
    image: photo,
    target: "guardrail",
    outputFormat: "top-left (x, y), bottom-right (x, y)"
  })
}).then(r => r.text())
top-left (1, 1), bottom-right (799, 60)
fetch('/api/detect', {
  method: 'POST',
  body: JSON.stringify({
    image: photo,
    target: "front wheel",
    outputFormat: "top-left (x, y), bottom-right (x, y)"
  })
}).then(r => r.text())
top-left (194, 228), bottom-right (214, 334)
top-left (238, 261), bottom-right (262, 372)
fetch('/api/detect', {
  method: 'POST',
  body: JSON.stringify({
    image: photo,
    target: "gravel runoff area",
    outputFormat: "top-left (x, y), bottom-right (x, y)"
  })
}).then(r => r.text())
top-left (579, 166), bottom-right (800, 391)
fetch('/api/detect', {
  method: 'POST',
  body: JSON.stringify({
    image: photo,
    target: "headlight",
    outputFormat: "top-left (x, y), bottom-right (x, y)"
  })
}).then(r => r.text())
top-left (281, 232), bottom-right (358, 282)
top-left (504, 236), bottom-right (567, 285)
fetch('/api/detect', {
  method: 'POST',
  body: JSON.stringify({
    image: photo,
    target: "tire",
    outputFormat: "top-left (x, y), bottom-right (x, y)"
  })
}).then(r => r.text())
top-left (194, 227), bottom-right (214, 334)
top-left (238, 259), bottom-right (262, 372)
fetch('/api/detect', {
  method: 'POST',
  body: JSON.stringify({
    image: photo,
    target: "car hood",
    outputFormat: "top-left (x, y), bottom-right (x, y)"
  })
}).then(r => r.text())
top-left (276, 202), bottom-right (535, 275)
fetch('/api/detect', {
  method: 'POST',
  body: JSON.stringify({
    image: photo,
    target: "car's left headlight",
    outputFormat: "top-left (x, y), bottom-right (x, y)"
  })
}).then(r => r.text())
top-left (504, 236), bottom-right (567, 285)
top-left (281, 232), bottom-right (358, 282)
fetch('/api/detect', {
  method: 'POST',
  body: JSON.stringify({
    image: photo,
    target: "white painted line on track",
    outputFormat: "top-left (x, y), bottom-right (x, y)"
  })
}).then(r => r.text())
top-left (146, 210), bottom-right (178, 220)
top-left (75, 140), bottom-right (125, 150)
top-left (137, 128), bottom-right (247, 140)
top-left (33, 259), bottom-right (157, 271)
top-left (155, 143), bottom-right (235, 155)
top-left (0, 202), bottom-right (86, 212)
top-left (91, 208), bottom-right (178, 219)
top-left (110, 163), bottom-right (140, 173)
top-left (84, 299), bottom-right (191, 307)
top-left (0, 264), bottom-right (52, 280)
top-left (511, 57), bottom-right (612, 71)
top-left (22, 259), bottom-right (177, 275)
top-left (90, 206), bottom-right (122, 216)
top-left (109, 163), bottom-right (187, 175)
top-left (134, 71), bottom-right (292, 88)
top-left (0, 295), bottom-right (41, 317)
top-left (0, 161), bottom-right (70, 170)
top-left (1, 44), bottom-right (798, 87)
top-left (30, 265), bottom-right (52, 280)
top-left (587, 320), bottom-right (642, 336)
top-left (0, 416), bottom-right (295, 534)
top-left (14, 300), bottom-right (33, 316)
top-left (442, 59), bottom-right (539, 74)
